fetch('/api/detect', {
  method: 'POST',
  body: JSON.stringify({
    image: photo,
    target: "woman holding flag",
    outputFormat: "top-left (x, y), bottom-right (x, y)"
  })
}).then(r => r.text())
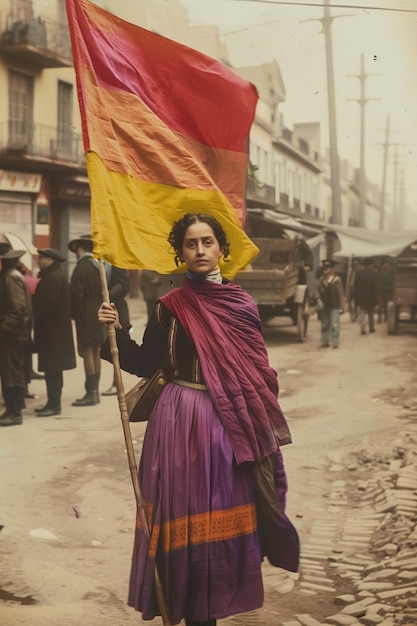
top-left (98, 212), bottom-right (299, 626)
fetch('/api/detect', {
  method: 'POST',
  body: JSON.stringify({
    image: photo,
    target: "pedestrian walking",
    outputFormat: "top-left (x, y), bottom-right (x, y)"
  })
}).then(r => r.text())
top-left (101, 264), bottom-right (131, 396)
top-left (0, 248), bottom-right (33, 426)
top-left (98, 212), bottom-right (299, 626)
top-left (376, 260), bottom-right (395, 323)
top-left (68, 234), bottom-right (106, 406)
top-left (353, 258), bottom-right (378, 335)
top-left (32, 248), bottom-right (76, 416)
top-left (317, 259), bottom-right (345, 348)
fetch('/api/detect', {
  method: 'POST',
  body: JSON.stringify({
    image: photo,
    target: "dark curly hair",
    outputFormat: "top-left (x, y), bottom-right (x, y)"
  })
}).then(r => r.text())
top-left (168, 213), bottom-right (230, 267)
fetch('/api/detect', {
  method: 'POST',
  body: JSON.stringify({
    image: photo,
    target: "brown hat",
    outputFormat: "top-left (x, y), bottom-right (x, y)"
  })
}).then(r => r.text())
top-left (68, 234), bottom-right (93, 254)
top-left (37, 248), bottom-right (66, 263)
top-left (0, 248), bottom-right (26, 260)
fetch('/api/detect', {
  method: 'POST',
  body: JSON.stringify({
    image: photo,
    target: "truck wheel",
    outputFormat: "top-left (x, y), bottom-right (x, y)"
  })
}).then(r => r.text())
top-left (258, 306), bottom-right (274, 325)
top-left (387, 302), bottom-right (397, 334)
top-left (296, 297), bottom-right (309, 342)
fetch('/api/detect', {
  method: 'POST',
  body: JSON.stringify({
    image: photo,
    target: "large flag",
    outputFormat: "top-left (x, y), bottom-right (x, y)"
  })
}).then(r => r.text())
top-left (65, 0), bottom-right (259, 278)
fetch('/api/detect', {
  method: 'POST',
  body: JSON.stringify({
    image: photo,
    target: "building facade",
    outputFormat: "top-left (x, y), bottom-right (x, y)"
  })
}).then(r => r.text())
top-left (0, 0), bottom-right (89, 273)
top-left (0, 0), bottom-right (386, 277)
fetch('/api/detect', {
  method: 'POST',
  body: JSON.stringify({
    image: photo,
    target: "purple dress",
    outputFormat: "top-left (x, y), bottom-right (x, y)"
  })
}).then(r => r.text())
top-left (102, 278), bottom-right (299, 624)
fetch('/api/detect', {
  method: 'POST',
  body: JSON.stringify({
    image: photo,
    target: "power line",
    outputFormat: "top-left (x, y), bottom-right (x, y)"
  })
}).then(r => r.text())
top-left (229, 0), bottom-right (417, 14)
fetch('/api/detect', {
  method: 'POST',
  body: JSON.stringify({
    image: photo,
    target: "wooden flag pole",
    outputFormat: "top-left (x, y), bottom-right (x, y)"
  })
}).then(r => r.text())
top-left (98, 260), bottom-right (172, 626)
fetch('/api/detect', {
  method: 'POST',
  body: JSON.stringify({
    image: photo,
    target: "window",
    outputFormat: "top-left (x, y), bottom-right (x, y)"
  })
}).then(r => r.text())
top-left (57, 80), bottom-right (73, 156)
top-left (8, 71), bottom-right (33, 150)
top-left (274, 161), bottom-right (281, 203)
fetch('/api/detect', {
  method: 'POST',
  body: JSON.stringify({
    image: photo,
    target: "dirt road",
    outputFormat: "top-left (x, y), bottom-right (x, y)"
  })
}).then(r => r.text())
top-left (0, 301), bottom-right (415, 625)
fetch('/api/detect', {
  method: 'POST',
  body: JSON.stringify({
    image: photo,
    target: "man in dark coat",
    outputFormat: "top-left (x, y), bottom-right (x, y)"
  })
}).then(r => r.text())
top-left (101, 264), bottom-right (130, 396)
top-left (68, 234), bottom-right (106, 406)
top-left (352, 258), bottom-right (378, 335)
top-left (32, 248), bottom-right (76, 416)
top-left (0, 248), bottom-right (33, 426)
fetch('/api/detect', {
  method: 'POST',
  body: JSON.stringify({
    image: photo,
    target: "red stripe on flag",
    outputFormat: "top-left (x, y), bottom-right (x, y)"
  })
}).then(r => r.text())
top-left (66, 0), bottom-right (258, 153)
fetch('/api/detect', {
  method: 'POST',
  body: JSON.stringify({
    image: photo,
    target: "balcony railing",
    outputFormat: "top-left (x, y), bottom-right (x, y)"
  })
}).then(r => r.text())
top-left (0, 12), bottom-right (72, 68)
top-left (246, 177), bottom-right (276, 208)
top-left (0, 121), bottom-right (85, 166)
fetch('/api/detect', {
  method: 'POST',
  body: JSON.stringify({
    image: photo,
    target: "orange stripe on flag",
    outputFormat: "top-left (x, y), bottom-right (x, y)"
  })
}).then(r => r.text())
top-left (82, 70), bottom-right (248, 216)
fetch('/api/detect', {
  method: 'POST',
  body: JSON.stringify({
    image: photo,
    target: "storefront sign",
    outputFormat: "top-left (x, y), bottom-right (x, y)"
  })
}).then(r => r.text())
top-left (0, 170), bottom-right (42, 193)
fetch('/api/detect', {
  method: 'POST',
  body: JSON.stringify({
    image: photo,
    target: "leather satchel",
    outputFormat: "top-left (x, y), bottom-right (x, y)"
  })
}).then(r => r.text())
top-left (125, 369), bottom-right (167, 422)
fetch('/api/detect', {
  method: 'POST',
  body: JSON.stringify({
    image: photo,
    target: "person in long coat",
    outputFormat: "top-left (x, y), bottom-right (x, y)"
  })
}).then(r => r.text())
top-left (32, 248), bottom-right (76, 416)
top-left (101, 264), bottom-right (131, 396)
top-left (0, 248), bottom-right (32, 426)
top-left (352, 258), bottom-right (378, 335)
top-left (68, 234), bottom-right (106, 406)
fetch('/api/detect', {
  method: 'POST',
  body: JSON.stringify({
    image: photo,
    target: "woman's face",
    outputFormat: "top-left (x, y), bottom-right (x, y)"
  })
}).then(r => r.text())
top-left (181, 221), bottom-right (224, 275)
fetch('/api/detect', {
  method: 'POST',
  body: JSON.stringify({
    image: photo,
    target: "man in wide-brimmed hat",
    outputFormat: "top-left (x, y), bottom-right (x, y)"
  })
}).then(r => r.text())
top-left (68, 235), bottom-right (106, 406)
top-left (317, 258), bottom-right (345, 349)
top-left (0, 249), bottom-right (33, 426)
top-left (32, 248), bottom-right (76, 416)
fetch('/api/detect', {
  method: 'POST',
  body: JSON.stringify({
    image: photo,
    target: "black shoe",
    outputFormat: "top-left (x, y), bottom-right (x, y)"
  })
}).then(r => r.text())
top-left (0, 412), bottom-right (22, 426)
top-left (35, 404), bottom-right (50, 413)
top-left (101, 385), bottom-right (117, 396)
top-left (72, 392), bottom-right (99, 407)
top-left (25, 391), bottom-right (38, 399)
top-left (0, 409), bottom-right (17, 420)
top-left (36, 408), bottom-right (61, 417)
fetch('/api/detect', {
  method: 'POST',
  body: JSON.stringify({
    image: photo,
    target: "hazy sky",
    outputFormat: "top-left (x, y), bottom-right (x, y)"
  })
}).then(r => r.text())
top-left (180, 0), bottom-right (417, 215)
top-left (97, 0), bottom-right (417, 221)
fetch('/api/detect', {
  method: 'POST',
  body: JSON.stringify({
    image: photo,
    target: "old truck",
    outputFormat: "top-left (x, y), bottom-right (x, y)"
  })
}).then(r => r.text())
top-left (234, 236), bottom-right (312, 341)
top-left (387, 254), bottom-right (417, 334)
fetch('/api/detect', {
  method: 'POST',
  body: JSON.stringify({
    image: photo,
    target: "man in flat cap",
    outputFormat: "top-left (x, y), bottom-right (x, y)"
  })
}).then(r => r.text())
top-left (32, 248), bottom-right (76, 416)
top-left (68, 235), bottom-right (106, 406)
top-left (317, 259), bottom-right (345, 348)
top-left (0, 248), bottom-right (33, 426)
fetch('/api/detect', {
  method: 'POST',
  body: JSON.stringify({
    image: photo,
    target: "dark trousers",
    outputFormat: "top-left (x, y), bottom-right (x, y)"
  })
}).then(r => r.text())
top-left (45, 370), bottom-right (63, 410)
top-left (2, 386), bottom-right (26, 414)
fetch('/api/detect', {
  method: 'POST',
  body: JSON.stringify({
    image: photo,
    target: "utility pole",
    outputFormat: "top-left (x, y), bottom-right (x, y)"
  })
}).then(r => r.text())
top-left (379, 115), bottom-right (390, 231)
top-left (321, 0), bottom-right (342, 224)
top-left (304, 1), bottom-right (353, 225)
top-left (393, 148), bottom-right (399, 228)
top-left (348, 54), bottom-right (378, 228)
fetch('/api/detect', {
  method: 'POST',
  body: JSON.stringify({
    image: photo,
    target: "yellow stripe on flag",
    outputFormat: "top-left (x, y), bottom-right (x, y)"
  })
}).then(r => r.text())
top-left (88, 152), bottom-right (259, 279)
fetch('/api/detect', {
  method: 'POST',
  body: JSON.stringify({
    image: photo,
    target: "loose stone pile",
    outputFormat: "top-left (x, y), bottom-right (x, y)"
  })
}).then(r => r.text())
top-left (283, 430), bottom-right (417, 626)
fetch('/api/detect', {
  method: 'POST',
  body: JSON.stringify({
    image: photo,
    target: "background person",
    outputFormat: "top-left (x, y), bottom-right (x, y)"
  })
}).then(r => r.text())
top-left (0, 249), bottom-right (33, 426)
top-left (68, 234), bottom-right (106, 406)
top-left (317, 259), bottom-right (345, 348)
top-left (376, 259), bottom-right (395, 324)
top-left (353, 257), bottom-right (378, 335)
top-left (101, 264), bottom-right (131, 396)
top-left (98, 212), bottom-right (299, 626)
top-left (32, 248), bottom-right (76, 417)
top-left (138, 269), bottom-right (163, 321)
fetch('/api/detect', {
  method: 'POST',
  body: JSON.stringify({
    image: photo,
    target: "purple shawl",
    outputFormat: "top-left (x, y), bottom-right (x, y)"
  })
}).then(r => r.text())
top-left (161, 278), bottom-right (292, 464)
